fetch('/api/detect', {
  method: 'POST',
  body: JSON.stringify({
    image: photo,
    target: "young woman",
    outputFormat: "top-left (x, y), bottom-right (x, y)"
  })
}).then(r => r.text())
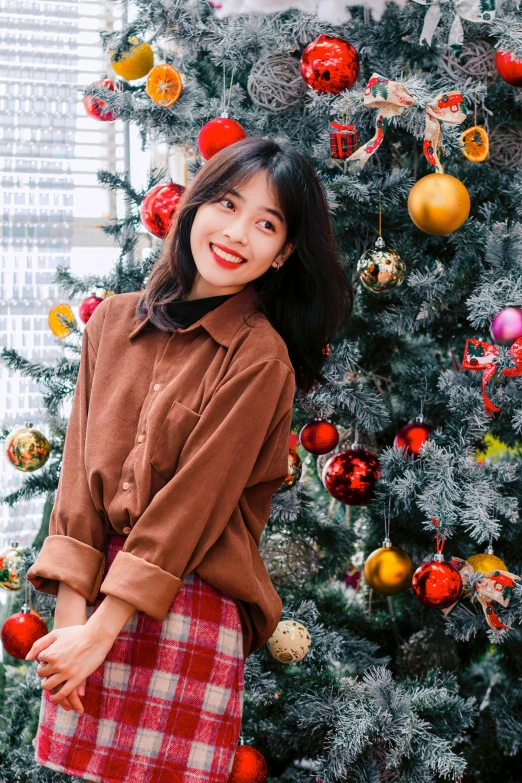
top-left (26, 137), bottom-right (352, 782)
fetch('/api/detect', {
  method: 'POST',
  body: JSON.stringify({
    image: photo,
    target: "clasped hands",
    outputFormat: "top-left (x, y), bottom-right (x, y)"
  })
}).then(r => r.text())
top-left (26, 625), bottom-right (115, 713)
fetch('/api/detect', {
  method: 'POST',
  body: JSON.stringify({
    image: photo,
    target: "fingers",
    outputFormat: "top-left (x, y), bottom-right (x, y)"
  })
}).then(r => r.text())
top-left (41, 673), bottom-right (68, 692)
top-left (51, 683), bottom-right (74, 712)
top-left (66, 687), bottom-right (85, 713)
top-left (25, 631), bottom-right (57, 661)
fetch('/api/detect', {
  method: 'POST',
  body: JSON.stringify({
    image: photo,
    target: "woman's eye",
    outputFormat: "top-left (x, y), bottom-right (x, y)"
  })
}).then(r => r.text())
top-left (219, 199), bottom-right (234, 209)
top-left (259, 220), bottom-right (275, 231)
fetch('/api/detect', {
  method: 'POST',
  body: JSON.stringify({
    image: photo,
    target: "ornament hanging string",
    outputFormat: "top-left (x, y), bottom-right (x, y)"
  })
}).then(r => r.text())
top-left (222, 61), bottom-right (236, 118)
top-left (432, 517), bottom-right (446, 554)
top-left (346, 73), bottom-right (467, 173)
top-left (383, 496), bottom-right (391, 543)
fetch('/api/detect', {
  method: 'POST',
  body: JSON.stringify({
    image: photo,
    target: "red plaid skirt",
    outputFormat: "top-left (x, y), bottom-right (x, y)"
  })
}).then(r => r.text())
top-left (32, 534), bottom-right (245, 783)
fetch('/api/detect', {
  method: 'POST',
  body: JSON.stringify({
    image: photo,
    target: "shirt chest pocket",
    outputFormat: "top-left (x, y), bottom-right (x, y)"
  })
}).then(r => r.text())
top-left (151, 400), bottom-right (202, 482)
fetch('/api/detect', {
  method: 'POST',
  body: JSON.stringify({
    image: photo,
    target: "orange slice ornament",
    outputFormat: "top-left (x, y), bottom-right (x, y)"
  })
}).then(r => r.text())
top-left (459, 125), bottom-right (490, 162)
top-left (146, 64), bottom-right (183, 108)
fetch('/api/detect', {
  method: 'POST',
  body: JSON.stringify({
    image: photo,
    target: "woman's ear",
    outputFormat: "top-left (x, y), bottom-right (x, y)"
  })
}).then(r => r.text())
top-left (280, 240), bottom-right (295, 262)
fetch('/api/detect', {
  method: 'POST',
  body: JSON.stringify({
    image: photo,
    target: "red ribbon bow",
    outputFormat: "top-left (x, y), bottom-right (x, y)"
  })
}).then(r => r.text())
top-left (462, 338), bottom-right (522, 417)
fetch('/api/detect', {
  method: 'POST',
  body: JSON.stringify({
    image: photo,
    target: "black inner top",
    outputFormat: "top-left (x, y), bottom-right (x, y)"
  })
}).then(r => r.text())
top-left (166, 291), bottom-right (239, 329)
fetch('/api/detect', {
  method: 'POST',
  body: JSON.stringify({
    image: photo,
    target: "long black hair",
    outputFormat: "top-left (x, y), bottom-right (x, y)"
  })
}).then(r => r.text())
top-left (136, 137), bottom-right (352, 394)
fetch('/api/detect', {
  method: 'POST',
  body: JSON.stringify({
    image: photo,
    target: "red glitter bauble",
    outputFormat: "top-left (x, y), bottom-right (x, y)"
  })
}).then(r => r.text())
top-left (322, 448), bottom-right (380, 505)
top-left (229, 745), bottom-right (268, 783)
top-left (412, 559), bottom-right (463, 609)
top-left (299, 418), bottom-right (339, 455)
top-left (140, 182), bottom-right (185, 238)
top-left (1, 609), bottom-right (48, 659)
top-left (300, 34), bottom-right (359, 94)
top-left (83, 79), bottom-right (119, 122)
top-left (197, 117), bottom-right (247, 161)
top-left (495, 50), bottom-right (522, 87)
top-left (393, 421), bottom-right (433, 456)
top-left (79, 294), bottom-right (104, 324)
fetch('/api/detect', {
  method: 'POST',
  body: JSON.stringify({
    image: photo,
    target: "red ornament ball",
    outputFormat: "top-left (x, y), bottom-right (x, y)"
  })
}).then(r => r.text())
top-left (322, 448), bottom-right (380, 505)
top-left (300, 34), bottom-right (359, 94)
top-left (79, 294), bottom-right (104, 324)
top-left (83, 79), bottom-right (119, 122)
top-left (495, 50), bottom-right (522, 88)
top-left (393, 421), bottom-right (433, 456)
top-left (412, 559), bottom-right (463, 609)
top-left (299, 418), bottom-right (339, 455)
top-left (197, 117), bottom-right (247, 161)
top-left (1, 608), bottom-right (48, 659)
top-left (140, 182), bottom-right (185, 238)
top-left (229, 745), bottom-right (268, 783)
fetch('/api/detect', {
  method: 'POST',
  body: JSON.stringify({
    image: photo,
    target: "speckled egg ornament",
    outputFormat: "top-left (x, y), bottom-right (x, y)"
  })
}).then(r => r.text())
top-left (267, 619), bottom-right (311, 663)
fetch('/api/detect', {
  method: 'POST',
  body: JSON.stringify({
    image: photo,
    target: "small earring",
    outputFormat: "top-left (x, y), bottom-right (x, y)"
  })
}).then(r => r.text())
top-left (272, 261), bottom-right (280, 271)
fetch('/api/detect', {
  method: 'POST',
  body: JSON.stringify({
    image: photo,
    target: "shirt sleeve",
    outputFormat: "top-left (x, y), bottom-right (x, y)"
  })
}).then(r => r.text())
top-left (98, 357), bottom-right (296, 622)
top-left (26, 306), bottom-right (110, 604)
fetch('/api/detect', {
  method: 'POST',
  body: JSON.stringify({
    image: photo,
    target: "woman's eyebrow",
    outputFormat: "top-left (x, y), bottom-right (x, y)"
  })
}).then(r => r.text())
top-left (226, 187), bottom-right (285, 224)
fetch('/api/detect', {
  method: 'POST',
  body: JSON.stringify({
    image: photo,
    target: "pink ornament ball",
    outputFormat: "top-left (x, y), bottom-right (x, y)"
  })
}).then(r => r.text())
top-left (490, 307), bottom-right (522, 345)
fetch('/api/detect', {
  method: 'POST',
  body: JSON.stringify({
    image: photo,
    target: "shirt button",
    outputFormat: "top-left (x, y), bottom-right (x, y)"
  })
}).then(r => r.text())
top-left (122, 481), bottom-right (130, 490)
top-left (137, 434), bottom-right (144, 443)
top-left (122, 526), bottom-right (131, 534)
top-left (153, 383), bottom-right (161, 391)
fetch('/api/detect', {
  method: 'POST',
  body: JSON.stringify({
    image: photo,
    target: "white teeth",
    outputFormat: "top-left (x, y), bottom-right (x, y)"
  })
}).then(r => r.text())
top-left (210, 243), bottom-right (245, 263)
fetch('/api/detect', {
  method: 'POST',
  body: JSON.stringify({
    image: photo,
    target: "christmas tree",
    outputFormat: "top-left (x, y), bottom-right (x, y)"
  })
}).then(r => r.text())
top-left (3, 0), bottom-right (522, 780)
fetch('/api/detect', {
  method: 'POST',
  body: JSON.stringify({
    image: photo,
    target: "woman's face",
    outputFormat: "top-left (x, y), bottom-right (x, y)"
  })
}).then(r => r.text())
top-left (188, 169), bottom-right (294, 298)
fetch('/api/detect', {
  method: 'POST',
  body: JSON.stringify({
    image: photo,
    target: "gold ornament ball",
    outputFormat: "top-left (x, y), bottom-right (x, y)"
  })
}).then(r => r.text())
top-left (267, 619), bottom-right (311, 663)
top-left (408, 173), bottom-right (470, 235)
top-left (467, 552), bottom-right (507, 573)
top-left (364, 543), bottom-right (415, 595)
top-left (357, 237), bottom-right (406, 293)
top-left (4, 424), bottom-right (51, 472)
top-left (0, 542), bottom-right (23, 591)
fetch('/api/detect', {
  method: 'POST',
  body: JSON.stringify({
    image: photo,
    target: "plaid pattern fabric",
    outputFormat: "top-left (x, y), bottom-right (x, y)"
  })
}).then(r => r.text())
top-left (32, 534), bottom-right (245, 783)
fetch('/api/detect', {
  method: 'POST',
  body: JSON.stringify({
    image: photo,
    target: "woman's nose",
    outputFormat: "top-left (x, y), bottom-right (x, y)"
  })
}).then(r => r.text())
top-left (222, 220), bottom-right (248, 245)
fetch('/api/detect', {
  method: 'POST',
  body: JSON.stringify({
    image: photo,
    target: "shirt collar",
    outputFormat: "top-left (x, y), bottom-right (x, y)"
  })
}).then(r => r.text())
top-left (129, 282), bottom-right (258, 347)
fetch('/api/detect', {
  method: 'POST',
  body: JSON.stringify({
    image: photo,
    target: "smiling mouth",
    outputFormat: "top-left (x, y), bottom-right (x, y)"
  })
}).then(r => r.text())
top-left (209, 242), bottom-right (247, 264)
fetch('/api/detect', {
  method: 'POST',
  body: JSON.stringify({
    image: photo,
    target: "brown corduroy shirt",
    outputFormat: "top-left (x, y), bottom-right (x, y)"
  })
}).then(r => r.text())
top-left (26, 282), bottom-right (296, 658)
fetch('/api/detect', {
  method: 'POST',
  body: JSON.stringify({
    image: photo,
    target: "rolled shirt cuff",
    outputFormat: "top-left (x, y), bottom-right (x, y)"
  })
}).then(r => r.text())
top-left (98, 550), bottom-right (184, 622)
top-left (26, 534), bottom-right (106, 604)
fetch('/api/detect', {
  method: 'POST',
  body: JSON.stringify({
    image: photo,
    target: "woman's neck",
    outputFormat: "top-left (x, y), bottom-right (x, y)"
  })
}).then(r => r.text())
top-left (185, 278), bottom-right (247, 301)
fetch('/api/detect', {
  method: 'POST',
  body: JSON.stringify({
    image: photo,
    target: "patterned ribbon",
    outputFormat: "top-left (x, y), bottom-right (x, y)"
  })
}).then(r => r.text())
top-left (462, 338), bottom-right (522, 418)
top-left (347, 73), bottom-right (467, 173)
top-left (445, 557), bottom-right (520, 631)
top-left (412, 0), bottom-right (495, 51)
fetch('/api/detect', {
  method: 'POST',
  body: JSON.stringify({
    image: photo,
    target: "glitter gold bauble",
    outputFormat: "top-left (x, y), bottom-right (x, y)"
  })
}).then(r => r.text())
top-left (267, 619), bottom-right (311, 663)
top-left (0, 542), bottom-right (23, 591)
top-left (407, 173), bottom-right (470, 235)
top-left (460, 126), bottom-right (489, 162)
top-left (4, 423), bottom-right (50, 472)
top-left (111, 37), bottom-right (154, 81)
top-left (363, 540), bottom-right (414, 595)
top-left (48, 303), bottom-right (76, 337)
top-left (357, 236), bottom-right (406, 293)
top-left (467, 552), bottom-right (507, 573)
